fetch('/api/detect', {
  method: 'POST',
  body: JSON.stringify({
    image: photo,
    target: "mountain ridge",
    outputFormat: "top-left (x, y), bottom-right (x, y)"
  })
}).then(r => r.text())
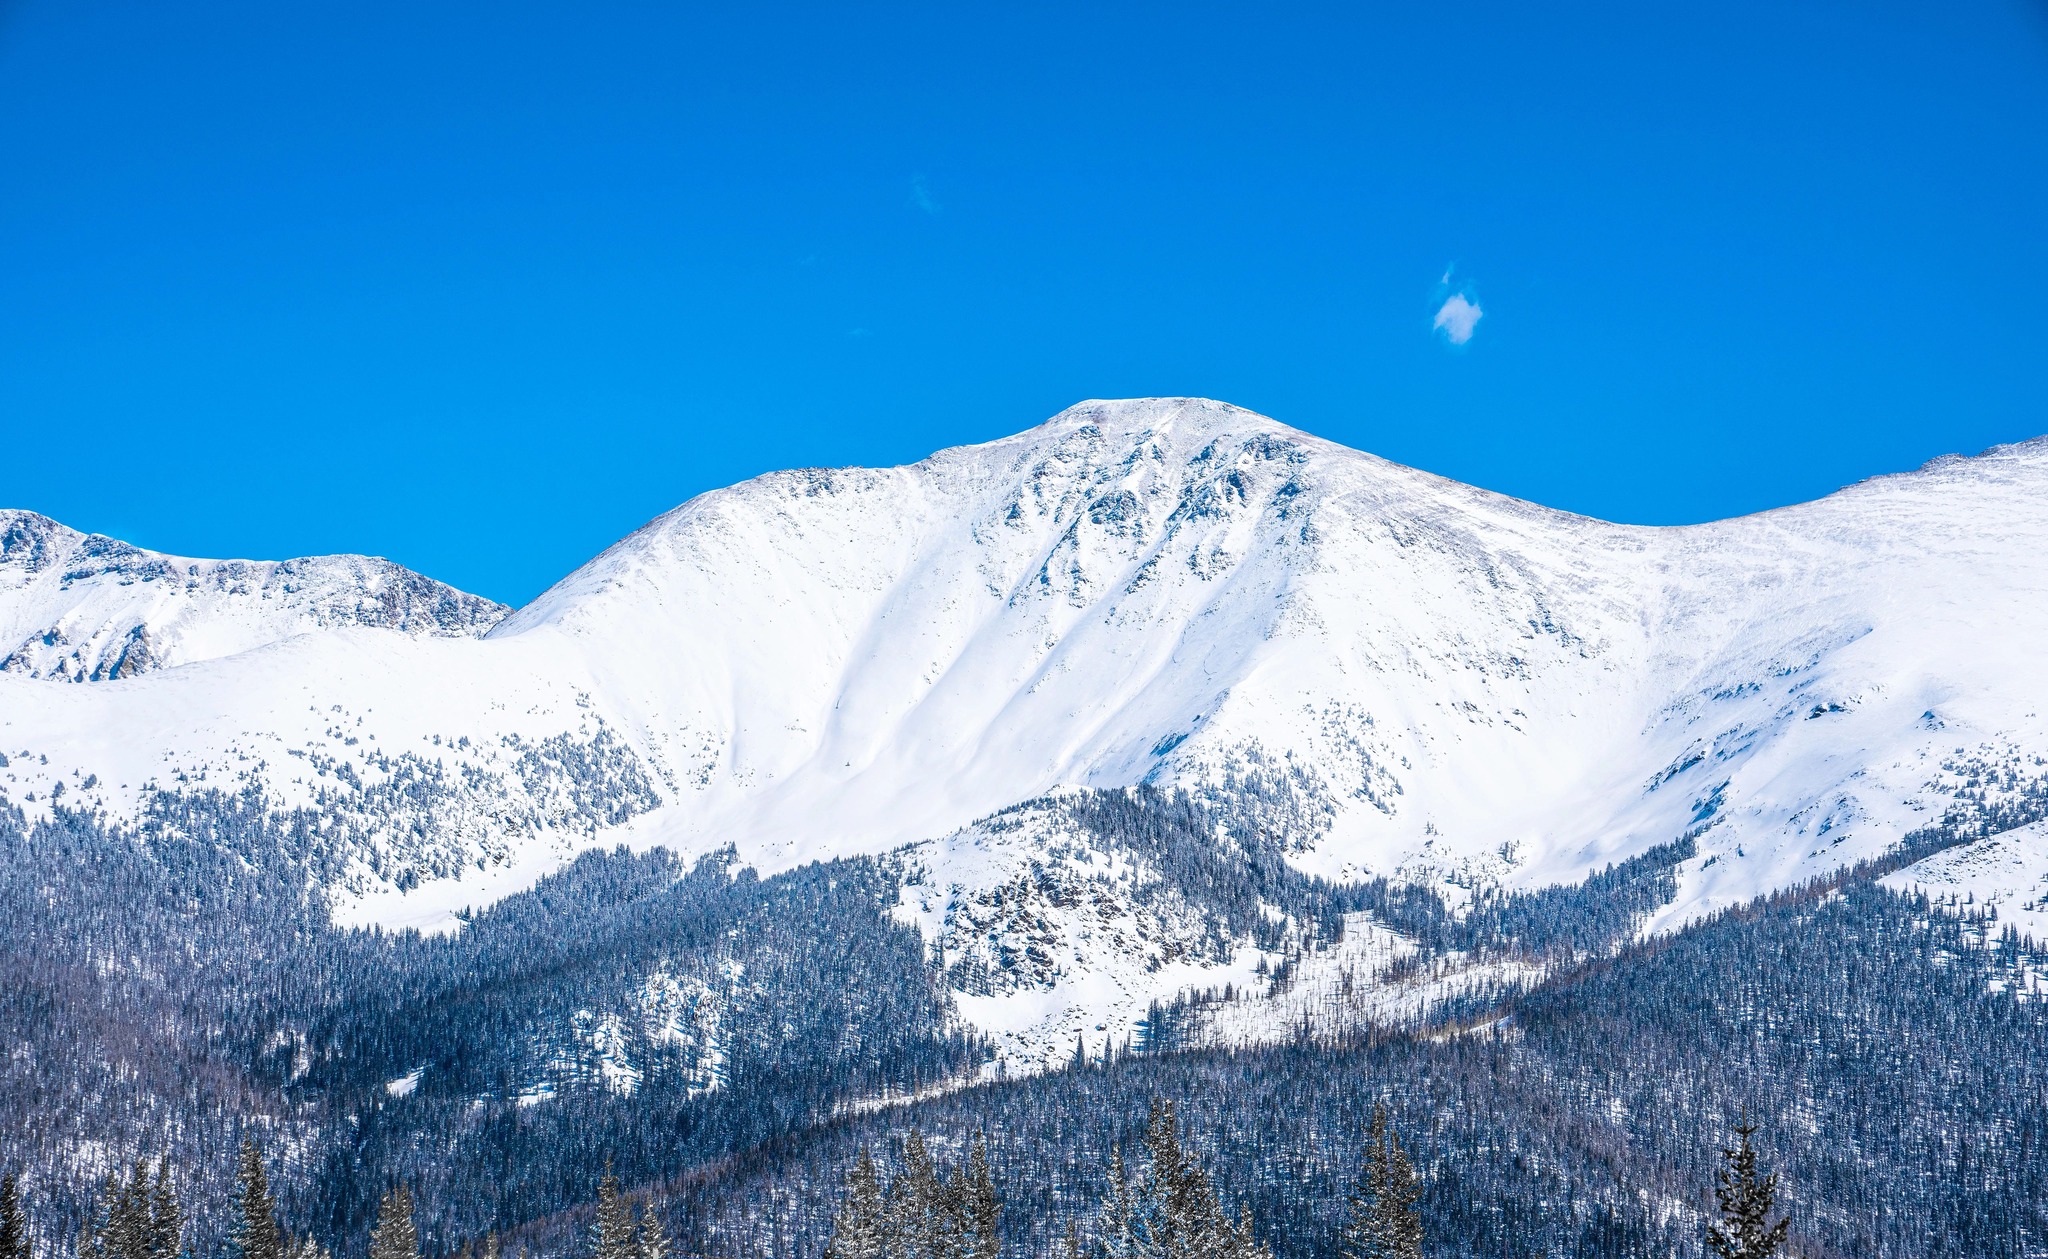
top-left (0, 506), bottom-right (507, 681)
top-left (4, 397), bottom-right (2046, 1065)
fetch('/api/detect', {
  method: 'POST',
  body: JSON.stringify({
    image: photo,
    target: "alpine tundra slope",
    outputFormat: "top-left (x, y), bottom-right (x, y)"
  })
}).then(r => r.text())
top-left (3, 397), bottom-right (2044, 1068)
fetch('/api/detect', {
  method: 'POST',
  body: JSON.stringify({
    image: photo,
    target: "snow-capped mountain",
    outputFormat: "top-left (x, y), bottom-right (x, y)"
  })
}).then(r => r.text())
top-left (0, 509), bottom-right (505, 680)
top-left (4, 397), bottom-right (2046, 1068)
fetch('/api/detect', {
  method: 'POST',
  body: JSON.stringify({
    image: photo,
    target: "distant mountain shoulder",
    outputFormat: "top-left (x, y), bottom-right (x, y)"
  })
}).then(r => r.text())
top-left (0, 508), bottom-right (506, 681)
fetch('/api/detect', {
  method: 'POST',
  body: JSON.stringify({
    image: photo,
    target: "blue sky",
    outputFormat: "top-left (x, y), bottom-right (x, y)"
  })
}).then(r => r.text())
top-left (3, 1), bottom-right (2045, 605)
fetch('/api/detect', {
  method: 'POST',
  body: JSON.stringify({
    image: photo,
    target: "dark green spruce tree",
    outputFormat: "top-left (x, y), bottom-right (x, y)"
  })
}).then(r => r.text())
top-left (368, 1186), bottom-right (418, 1259)
top-left (590, 1167), bottom-right (635, 1259)
top-left (228, 1139), bottom-right (284, 1259)
top-left (1, 1173), bottom-right (29, 1259)
top-left (825, 1131), bottom-right (1003, 1259)
top-left (110, 1164), bottom-right (150, 1259)
top-left (78, 1162), bottom-right (169, 1259)
top-left (1092, 1100), bottom-right (1267, 1259)
top-left (1706, 1118), bottom-right (1790, 1259)
top-left (824, 1152), bottom-right (888, 1259)
top-left (634, 1206), bottom-right (669, 1259)
top-left (959, 1139), bottom-right (999, 1259)
top-left (147, 1161), bottom-right (182, 1259)
top-left (1339, 1103), bottom-right (1423, 1259)
top-left (74, 1173), bottom-right (114, 1259)
top-left (887, 1132), bottom-right (957, 1259)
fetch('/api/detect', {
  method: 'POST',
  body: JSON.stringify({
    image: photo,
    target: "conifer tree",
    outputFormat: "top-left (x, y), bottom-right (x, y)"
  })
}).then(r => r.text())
top-left (959, 1140), bottom-right (998, 1259)
top-left (824, 1152), bottom-right (887, 1259)
top-left (228, 1139), bottom-right (284, 1259)
top-left (1093, 1148), bottom-right (1145, 1259)
top-left (75, 1173), bottom-right (116, 1259)
top-left (1140, 1101), bottom-right (1215, 1259)
top-left (590, 1167), bottom-right (635, 1259)
top-left (1094, 1102), bottom-right (1265, 1259)
top-left (1706, 1118), bottom-right (1790, 1259)
top-left (635, 1206), bottom-right (670, 1259)
top-left (1224, 1206), bottom-right (1264, 1259)
top-left (107, 1164), bottom-right (150, 1259)
top-left (368, 1187), bottom-right (418, 1259)
top-left (1147, 1099), bottom-right (1265, 1259)
top-left (1, 1174), bottom-right (29, 1259)
top-left (887, 1133), bottom-right (950, 1259)
top-left (148, 1161), bottom-right (181, 1259)
top-left (1340, 1103), bottom-right (1422, 1259)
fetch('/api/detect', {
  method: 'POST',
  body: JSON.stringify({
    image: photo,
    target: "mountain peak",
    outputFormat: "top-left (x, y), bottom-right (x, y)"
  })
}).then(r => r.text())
top-left (6, 399), bottom-right (2048, 1068)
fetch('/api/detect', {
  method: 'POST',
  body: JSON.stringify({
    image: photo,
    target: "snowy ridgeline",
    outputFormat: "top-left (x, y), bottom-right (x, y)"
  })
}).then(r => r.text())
top-left (1, 398), bottom-right (2047, 1259)
top-left (6, 396), bottom-right (2048, 1076)
top-left (12, 399), bottom-right (2048, 1072)
top-left (0, 508), bottom-right (504, 680)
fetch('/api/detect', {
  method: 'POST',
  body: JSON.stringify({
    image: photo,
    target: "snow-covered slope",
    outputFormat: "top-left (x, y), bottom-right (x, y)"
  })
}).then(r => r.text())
top-left (1885, 820), bottom-right (2048, 946)
top-left (0, 509), bottom-right (505, 680)
top-left (5, 398), bottom-right (2046, 1063)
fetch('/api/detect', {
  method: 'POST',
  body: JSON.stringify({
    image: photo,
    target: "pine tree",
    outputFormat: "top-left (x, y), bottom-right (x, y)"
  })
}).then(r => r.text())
top-left (825, 1152), bottom-right (887, 1259)
top-left (75, 1174), bottom-right (116, 1259)
top-left (1141, 1101), bottom-right (1217, 1259)
top-left (590, 1167), bottom-right (635, 1259)
top-left (148, 1160), bottom-right (181, 1259)
top-left (1224, 1205), bottom-right (1269, 1259)
top-left (1093, 1147), bottom-right (1147, 1259)
top-left (1094, 1101), bottom-right (1264, 1259)
top-left (1146, 1099), bottom-right (1249, 1259)
top-left (887, 1133), bottom-right (951, 1259)
top-left (959, 1140), bottom-right (998, 1259)
top-left (1, 1174), bottom-right (29, 1259)
top-left (368, 1187), bottom-right (418, 1259)
top-left (636, 1206), bottom-right (670, 1259)
top-left (1705, 1118), bottom-right (1790, 1259)
top-left (228, 1139), bottom-right (284, 1259)
top-left (1340, 1103), bottom-right (1422, 1259)
top-left (1377, 1129), bottom-right (1421, 1259)
top-left (106, 1164), bottom-right (150, 1259)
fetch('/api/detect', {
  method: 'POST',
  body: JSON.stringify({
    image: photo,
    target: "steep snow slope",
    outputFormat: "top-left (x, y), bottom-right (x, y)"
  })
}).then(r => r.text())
top-left (489, 397), bottom-right (2048, 907)
top-left (3, 398), bottom-right (2046, 1061)
top-left (0, 509), bottom-right (504, 679)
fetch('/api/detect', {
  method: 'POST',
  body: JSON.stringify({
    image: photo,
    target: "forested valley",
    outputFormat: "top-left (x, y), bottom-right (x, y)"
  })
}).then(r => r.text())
top-left (1, 783), bottom-right (2043, 1259)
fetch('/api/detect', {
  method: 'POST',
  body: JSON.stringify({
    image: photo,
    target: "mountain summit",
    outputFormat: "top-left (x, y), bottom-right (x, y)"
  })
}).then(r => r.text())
top-left (5, 398), bottom-right (2046, 1061)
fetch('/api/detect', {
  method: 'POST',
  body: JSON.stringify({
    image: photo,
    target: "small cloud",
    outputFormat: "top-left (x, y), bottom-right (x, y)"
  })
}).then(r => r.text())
top-left (1433, 292), bottom-right (1483, 345)
top-left (909, 174), bottom-right (939, 215)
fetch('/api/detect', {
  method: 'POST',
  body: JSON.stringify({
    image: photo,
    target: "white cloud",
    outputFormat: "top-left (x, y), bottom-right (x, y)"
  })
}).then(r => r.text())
top-left (1433, 293), bottom-right (1483, 345)
top-left (910, 174), bottom-right (939, 215)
